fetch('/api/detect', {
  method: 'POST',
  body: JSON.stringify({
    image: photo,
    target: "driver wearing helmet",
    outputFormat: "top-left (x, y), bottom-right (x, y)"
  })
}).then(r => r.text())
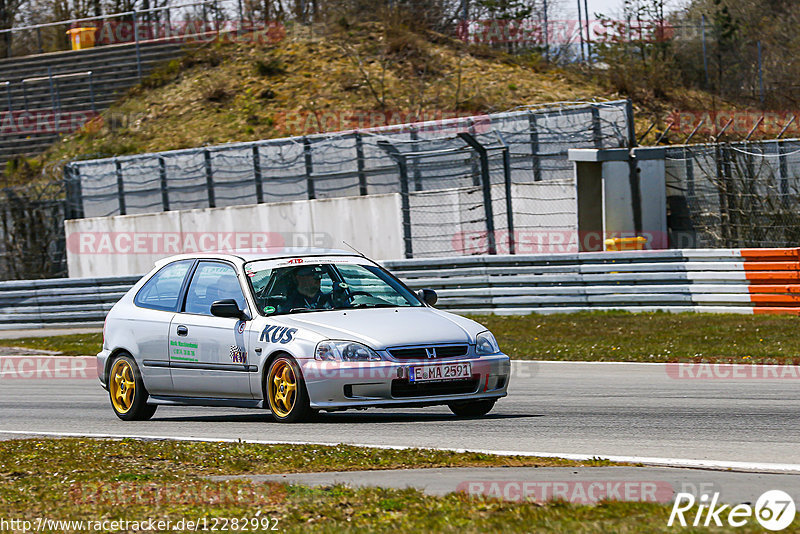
top-left (283, 265), bottom-right (333, 311)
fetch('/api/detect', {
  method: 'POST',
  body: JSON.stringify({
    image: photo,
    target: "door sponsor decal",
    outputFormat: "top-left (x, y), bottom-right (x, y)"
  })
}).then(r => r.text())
top-left (259, 325), bottom-right (298, 344)
top-left (229, 345), bottom-right (247, 364)
top-left (170, 340), bottom-right (198, 361)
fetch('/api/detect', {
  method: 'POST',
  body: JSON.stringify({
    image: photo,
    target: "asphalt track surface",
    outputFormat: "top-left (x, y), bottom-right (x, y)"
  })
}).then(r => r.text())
top-left (215, 467), bottom-right (800, 504)
top-left (2, 360), bottom-right (799, 472)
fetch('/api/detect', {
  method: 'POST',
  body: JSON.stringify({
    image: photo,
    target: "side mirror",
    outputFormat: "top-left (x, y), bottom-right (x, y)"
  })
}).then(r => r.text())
top-left (211, 299), bottom-right (248, 320)
top-left (417, 288), bottom-right (438, 307)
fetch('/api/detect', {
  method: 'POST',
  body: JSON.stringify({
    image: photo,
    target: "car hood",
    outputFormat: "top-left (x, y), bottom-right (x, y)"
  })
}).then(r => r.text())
top-left (280, 307), bottom-right (483, 349)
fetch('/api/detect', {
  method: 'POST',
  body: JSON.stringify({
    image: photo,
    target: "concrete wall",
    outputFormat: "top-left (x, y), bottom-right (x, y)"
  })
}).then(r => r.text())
top-left (65, 193), bottom-right (405, 278)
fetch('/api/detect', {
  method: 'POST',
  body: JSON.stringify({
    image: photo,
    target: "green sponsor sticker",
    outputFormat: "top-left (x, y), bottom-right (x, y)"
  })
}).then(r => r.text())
top-left (263, 306), bottom-right (276, 314)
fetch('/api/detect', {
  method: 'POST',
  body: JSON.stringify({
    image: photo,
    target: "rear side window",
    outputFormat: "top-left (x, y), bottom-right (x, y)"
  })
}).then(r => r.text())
top-left (134, 260), bottom-right (193, 311)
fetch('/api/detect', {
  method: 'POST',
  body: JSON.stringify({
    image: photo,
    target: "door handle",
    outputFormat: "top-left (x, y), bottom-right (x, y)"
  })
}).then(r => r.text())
top-left (176, 325), bottom-right (188, 336)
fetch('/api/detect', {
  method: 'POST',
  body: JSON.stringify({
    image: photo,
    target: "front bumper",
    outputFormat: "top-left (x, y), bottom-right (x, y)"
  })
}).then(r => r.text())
top-left (300, 353), bottom-right (510, 409)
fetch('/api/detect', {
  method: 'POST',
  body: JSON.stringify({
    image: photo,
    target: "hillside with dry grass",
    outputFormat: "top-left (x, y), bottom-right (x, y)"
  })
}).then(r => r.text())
top-left (26, 23), bottom-right (610, 169)
top-left (7, 19), bottom-right (746, 184)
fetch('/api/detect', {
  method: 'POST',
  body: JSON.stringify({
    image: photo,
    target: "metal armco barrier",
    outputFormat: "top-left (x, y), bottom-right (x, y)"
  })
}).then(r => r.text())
top-left (4, 249), bottom-right (800, 329)
top-left (386, 248), bottom-right (800, 315)
top-left (0, 275), bottom-right (139, 329)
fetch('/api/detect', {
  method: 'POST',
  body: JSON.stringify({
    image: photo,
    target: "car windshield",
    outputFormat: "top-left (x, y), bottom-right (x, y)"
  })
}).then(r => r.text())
top-left (245, 261), bottom-right (423, 316)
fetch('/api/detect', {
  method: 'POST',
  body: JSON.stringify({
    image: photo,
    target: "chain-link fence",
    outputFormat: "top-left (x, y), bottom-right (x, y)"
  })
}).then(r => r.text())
top-left (0, 182), bottom-right (66, 279)
top-left (63, 100), bottom-right (633, 259)
top-left (666, 139), bottom-right (800, 249)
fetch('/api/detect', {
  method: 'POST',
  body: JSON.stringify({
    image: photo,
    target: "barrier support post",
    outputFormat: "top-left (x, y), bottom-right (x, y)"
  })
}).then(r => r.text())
top-left (377, 140), bottom-right (413, 259)
top-left (355, 132), bottom-right (368, 196)
top-left (203, 149), bottom-right (216, 208)
top-left (528, 110), bottom-right (541, 181)
top-left (458, 132), bottom-right (497, 255)
top-left (303, 136), bottom-right (316, 200)
top-left (158, 156), bottom-right (170, 211)
top-left (115, 158), bottom-right (127, 215)
top-left (252, 145), bottom-right (264, 203)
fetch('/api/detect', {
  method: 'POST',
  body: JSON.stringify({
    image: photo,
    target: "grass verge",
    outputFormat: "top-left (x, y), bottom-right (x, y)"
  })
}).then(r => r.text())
top-left (471, 312), bottom-right (800, 364)
top-left (0, 438), bottom-right (788, 533)
top-left (0, 333), bottom-right (103, 356)
top-left (2, 312), bottom-right (800, 364)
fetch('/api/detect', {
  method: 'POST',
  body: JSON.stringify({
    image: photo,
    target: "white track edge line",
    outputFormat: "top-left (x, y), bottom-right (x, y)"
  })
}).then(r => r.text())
top-left (0, 429), bottom-right (798, 473)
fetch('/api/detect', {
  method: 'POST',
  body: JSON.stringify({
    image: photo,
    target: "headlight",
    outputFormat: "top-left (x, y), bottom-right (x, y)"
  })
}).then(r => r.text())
top-left (475, 331), bottom-right (500, 355)
top-left (315, 340), bottom-right (383, 362)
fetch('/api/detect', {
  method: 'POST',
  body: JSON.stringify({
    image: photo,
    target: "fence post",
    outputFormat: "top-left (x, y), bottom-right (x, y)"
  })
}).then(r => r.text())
top-left (355, 132), bottom-right (368, 196)
top-left (377, 140), bottom-right (413, 258)
top-left (88, 71), bottom-right (96, 113)
top-left (715, 143), bottom-right (731, 247)
top-left (165, 7), bottom-right (172, 40)
top-left (252, 145), bottom-right (264, 203)
top-left (528, 111), bottom-right (541, 181)
top-left (303, 136), bottom-right (316, 200)
top-left (115, 159), bottom-right (127, 215)
top-left (158, 156), bottom-right (170, 211)
top-left (684, 146), bottom-right (695, 199)
top-left (3, 82), bottom-right (10, 113)
top-left (468, 118), bottom-right (480, 187)
top-left (22, 82), bottom-right (28, 111)
top-left (63, 164), bottom-right (85, 220)
top-left (777, 140), bottom-right (788, 207)
top-left (36, 28), bottom-right (43, 54)
top-left (590, 104), bottom-right (602, 148)
top-left (410, 126), bottom-right (422, 191)
top-left (133, 10), bottom-right (143, 81)
top-left (204, 149), bottom-right (216, 208)
top-left (502, 146), bottom-right (515, 254)
top-left (458, 132), bottom-right (497, 255)
top-left (543, 0), bottom-right (549, 61)
top-left (624, 99), bottom-right (642, 235)
top-left (47, 67), bottom-right (57, 111)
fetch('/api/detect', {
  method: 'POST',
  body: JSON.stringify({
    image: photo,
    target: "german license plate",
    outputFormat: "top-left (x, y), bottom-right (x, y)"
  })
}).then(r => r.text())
top-left (408, 362), bottom-right (472, 383)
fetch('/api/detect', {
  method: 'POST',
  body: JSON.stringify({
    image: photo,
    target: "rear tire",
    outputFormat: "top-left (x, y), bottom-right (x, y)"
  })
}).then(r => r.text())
top-left (108, 354), bottom-right (157, 421)
top-left (448, 399), bottom-right (496, 418)
top-left (266, 356), bottom-right (312, 423)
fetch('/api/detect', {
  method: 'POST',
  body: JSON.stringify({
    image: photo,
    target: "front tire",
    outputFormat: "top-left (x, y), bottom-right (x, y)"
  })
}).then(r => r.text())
top-left (108, 354), bottom-right (157, 421)
top-left (448, 399), bottom-right (496, 418)
top-left (266, 356), bottom-right (312, 423)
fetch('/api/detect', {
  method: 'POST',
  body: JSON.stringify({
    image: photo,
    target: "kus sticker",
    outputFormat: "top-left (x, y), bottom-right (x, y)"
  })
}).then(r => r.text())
top-left (236, 321), bottom-right (246, 334)
top-left (260, 325), bottom-right (298, 344)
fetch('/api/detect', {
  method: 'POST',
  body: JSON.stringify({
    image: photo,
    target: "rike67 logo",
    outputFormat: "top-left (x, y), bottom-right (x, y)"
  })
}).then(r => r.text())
top-left (669, 490), bottom-right (796, 531)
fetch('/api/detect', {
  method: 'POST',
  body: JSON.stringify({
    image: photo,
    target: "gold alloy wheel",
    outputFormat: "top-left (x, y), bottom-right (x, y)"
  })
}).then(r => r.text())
top-left (109, 359), bottom-right (136, 414)
top-left (268, 360), bottom-right (297, 418)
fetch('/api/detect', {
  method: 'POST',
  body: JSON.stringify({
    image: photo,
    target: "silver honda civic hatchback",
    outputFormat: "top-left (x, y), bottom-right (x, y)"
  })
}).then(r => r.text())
top-left (98, 249), bottom-right (510, 422)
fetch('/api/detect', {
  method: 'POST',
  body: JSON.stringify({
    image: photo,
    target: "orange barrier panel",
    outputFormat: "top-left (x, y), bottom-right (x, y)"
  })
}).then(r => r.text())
top-left (744, 272), bottom-right (800, 282)
top-left (741, 248), bottom-right (800, 260)
top-left (750, 294), bottom-right (800, 304)
top-left (753, 307), bottom-right (800, 315)
top-left (743, 261), bottom-right (800, 271)
top-left (747, 284), bottom-right (800, 293)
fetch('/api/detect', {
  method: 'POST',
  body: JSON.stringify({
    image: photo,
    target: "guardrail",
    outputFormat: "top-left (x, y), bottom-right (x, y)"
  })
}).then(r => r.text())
top-left (20, 70), bottom-right (95, 112)
top-left (386, 248), bottom-right (800, 315)
top-left (3, 249), bottom-right (800, 329)
top-left (0, 0), bottom-right (216, 62)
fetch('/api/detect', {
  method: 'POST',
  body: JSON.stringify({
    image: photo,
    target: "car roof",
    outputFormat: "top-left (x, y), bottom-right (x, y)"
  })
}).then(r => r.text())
top-left (154, 248), bottom-right (363, 267)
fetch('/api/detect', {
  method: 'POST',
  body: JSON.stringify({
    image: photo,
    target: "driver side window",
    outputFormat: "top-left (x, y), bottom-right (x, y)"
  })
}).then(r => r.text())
top-left (183, 262), bottom-right (246, 316)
